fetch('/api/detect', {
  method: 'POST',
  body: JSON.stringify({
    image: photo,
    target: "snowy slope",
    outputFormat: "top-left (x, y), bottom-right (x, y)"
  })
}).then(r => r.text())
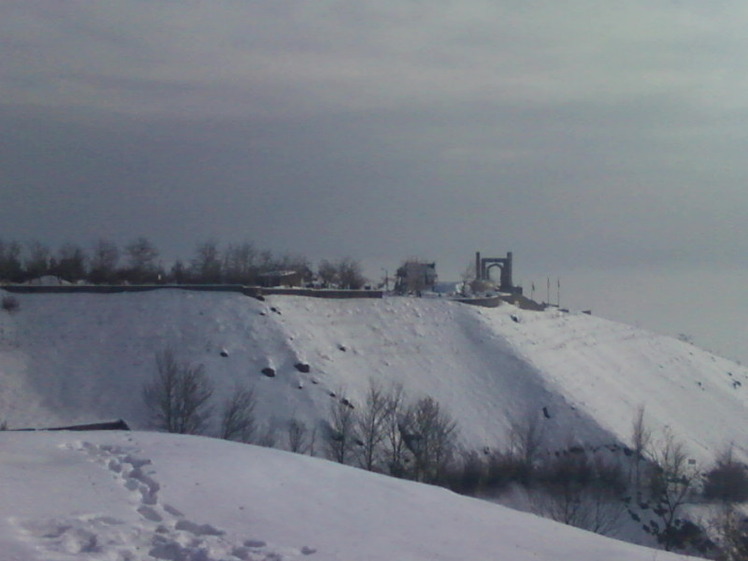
top-left (482, 308), bottom-right (748, 462)
top-left (0, 430), bottom-right (700, 561)
top-left (2, 288), bottom-right (747, 464)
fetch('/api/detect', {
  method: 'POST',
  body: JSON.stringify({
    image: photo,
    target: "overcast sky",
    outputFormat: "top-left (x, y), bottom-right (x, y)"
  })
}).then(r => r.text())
top-left (2, 2), bottom-right (747, 360)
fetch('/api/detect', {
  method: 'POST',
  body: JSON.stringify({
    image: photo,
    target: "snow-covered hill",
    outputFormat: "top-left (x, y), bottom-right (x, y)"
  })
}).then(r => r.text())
top-left (2, 289), bottom-right (747, 464)
top-left (0, 430), bottom-right (699, 561)
top-left (2, 288), bottom-right (745, 560)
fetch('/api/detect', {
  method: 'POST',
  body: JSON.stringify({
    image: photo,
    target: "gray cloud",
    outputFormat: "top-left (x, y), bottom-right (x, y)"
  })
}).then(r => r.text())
top-left (2, 0), bottom-right (748, 279)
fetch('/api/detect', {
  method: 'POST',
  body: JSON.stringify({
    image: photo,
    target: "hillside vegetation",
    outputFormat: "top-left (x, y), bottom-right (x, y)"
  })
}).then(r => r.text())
top-left (2, 289), bottom-right (746, 463)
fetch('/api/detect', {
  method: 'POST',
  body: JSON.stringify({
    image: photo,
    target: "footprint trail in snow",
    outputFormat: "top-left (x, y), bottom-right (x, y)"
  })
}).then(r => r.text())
top-left (15, 438), bottom-right (318, 561)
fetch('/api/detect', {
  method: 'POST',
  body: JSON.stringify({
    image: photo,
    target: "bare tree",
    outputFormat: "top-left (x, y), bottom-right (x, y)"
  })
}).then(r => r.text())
top-left (287, 419), bottom-right (309, 453)
top-left (0, 239), bottom-right (23, 282)
top-left (143, 348), bottom-right (214, 434)
top-left (326, 392), bottom-right (357, 464)
top-left (508, 410), bottom-right (546, 471)
top-left (53, 243), bottom-right (87, 282)
top-left (405, 396), bottom-right (458, 484)
top-left (24, 240), bottom-right (50, 279)
top-left (317, 259), bottom-right (338, 287)
top-left (223, 242), bottom-right (258, 284)
top-left (256, 249), bottom-right (275, 274)
top-left (534, 453), bottom-right (626, 536)
top-left (382, 383), bottom-right (411, 477)
top-left (630, 405), bottom-right (652, 492)
top-left (315, 258), bottom-right (365, 289)
top-left (535, 485), bottom-right (625, 537)
top-left (355, 380), bottom-right (390, 471)
top-left (169, 259), bottom-right (189, 284)
top-left (88, 239), bottom-right (119, 283)
top-left (219, 385), bottom-right (257, 442)
top-left (125, 237), bottom-right (159, 282)
top-left (646, 429), bottom-right (700, 551)
top-left (191, 240), bottom-right (223, 284)
top-left (337, 257), bottom-right (365, 289)
top-left (308, 426), bottom-right (318, 457)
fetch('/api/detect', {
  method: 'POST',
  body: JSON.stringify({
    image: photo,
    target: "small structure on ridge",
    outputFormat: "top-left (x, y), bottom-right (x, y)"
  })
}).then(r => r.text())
top-left (395, 261), bottom-right (438, 294)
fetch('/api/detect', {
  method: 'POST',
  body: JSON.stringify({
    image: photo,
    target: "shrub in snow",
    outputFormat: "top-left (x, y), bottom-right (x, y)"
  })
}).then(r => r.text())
top-left (711, 506), bottom-right (748, 561)
top-left (484, 449), bottom-right (534, 488)
top-left (703, 448), bottom-right (748, 503)
top-left (446, 451), bottom-right (487, 495)
top-left (533, 483), bottom-right (626, 537)
top-left (538, 449), bottom-right (627, 492)
top-left (261, 367), bottom-right (276, 378)
top-left (1, 295), bottom-right (19, 312)
top-left (294, 362), bottom-right (310, 373)
top-left (532, 451), bottom-right (628, 536)
top-left (643, 517), bottom-right (713, 556)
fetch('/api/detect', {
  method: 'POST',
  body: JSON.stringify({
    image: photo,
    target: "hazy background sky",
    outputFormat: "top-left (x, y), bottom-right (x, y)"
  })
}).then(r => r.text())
top-left (2, 2), bottom-right (747, 361)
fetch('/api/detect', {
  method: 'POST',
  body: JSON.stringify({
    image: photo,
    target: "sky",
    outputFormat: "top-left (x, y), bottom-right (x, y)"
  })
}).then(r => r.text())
top-left (1, 2), bottom-right (747, 360)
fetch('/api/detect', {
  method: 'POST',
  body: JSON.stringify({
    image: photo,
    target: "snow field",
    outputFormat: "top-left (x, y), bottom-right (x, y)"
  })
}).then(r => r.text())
top-left (0, 430), bottom-right (701, 561)
top-left (2, 287), bottom-right (740, 559)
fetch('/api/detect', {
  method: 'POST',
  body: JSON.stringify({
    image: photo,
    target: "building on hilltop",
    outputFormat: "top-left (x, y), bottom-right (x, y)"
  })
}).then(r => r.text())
top-left (257, 270), bottom-right (304, 288)
top-left (395, 261), bottom-right (438, 294)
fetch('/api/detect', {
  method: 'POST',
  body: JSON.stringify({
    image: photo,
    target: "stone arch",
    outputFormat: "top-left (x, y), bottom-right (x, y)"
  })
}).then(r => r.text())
top-left (475, 251), bottom-right (514, 292)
